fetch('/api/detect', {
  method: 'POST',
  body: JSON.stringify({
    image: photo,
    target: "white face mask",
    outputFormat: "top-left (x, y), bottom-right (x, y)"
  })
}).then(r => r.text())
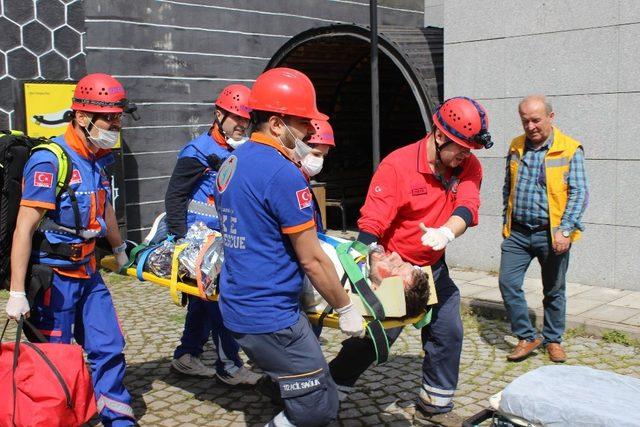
top-left (278, 121), bottom-right (312, 161)
top-left (226, 136), bottom-right (248, 149)
top-left (87, 119), bottom-right (119, 149)
top-left (301, 154), bottom-right (324, 177)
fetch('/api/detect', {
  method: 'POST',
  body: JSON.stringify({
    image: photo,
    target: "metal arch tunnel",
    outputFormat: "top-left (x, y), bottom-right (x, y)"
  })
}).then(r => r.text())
top-left (265, 24), bottom-right (444, 229)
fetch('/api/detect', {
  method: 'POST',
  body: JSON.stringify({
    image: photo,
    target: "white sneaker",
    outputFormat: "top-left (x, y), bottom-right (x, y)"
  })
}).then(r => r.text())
top-left (171, 354), bottom-right (216, 378)
top-left (216, 366), bottom-right (262, 386)
top-left (143, 212), bottom-right (167, 245)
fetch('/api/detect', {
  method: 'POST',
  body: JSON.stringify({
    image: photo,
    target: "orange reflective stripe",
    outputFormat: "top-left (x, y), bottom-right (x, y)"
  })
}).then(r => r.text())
top-left (20, 199), bottom-right (56, 210)
top-left (53, 265), bottom-right (90, 279)
top-left (282, 219), bottom-right (315, 234)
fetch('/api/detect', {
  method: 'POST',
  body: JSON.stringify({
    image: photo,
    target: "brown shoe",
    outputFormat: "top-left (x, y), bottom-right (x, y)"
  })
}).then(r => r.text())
top-left (506, 338), bottom-right (542, 361)
top-left (546, 343), bottom-right (567, 363)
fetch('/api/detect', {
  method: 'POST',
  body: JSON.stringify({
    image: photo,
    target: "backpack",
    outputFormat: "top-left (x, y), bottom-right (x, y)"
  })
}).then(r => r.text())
top-left (0, 130), bottom-right (72, 289)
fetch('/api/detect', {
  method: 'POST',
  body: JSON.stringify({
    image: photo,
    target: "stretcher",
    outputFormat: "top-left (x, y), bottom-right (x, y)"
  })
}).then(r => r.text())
top-left (101, 254), bottom-right (434, 330)
top-left (101, 239), bottom-right (437, 363)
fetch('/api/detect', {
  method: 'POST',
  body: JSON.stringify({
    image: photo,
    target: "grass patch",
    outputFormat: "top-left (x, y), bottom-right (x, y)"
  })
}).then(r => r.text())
top-left (100, 269), bottom-right (132, 285)
top-left (169, 313), bottom-right (186, 324)
top-left (602, 330), bottom-right (640, 347)
top-left (564, 325), bottom-right (591, 340)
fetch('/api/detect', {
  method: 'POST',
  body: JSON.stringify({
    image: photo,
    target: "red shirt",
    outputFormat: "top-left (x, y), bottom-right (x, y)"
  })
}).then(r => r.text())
top-left (357, 134), bottom-right (482, 266)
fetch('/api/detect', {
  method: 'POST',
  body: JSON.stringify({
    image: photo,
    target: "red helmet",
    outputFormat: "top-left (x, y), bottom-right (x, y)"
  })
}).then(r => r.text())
top-left (308, 120), bottom-right (335, 146)
top-left (432, 97), bottom-right (493, 149)
top-left (216, 84), bottom-right (251, 119)
top-left (248, 67), bottom-right (328, 121)
top-left (71, 73), bottom-right (127, 113)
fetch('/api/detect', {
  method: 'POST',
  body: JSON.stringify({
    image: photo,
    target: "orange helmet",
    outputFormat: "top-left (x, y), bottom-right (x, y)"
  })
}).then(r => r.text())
top-left (248, 68), bottom-right (328, 121)
top-left (216, 84), bottom-right (251, 119)
top-left (308, 120), bottom-right (335, 147)
top-left (71, 73), bottom-right (127, 113)
top-left (432, 97), bottom-right (493, 149)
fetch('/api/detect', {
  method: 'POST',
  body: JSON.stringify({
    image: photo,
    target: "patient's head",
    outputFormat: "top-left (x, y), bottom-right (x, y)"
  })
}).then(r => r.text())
top-left (369, 247), bottom-right (431, 317)
top-left (369, 249), bottom-right (414, 289)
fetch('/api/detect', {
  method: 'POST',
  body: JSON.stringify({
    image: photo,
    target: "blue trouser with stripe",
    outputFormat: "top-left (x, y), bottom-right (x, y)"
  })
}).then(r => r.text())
top-left (328, 260), bottom-right (463, 414)
top-left (231, 315), bottom-right (339, 427)
top-left (29, 270), bottom-right (134, 426)
top-left (498, 227), bottom-right (570, 344)
top-left (173, 295), bottom-right (243, 375)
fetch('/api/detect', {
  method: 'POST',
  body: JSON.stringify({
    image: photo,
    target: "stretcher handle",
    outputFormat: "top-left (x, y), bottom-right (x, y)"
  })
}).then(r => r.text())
top-left (170, 243), bottom-right (189, 307)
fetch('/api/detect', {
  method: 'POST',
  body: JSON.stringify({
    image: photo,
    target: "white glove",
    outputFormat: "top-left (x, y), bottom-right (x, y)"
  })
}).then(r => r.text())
top-left (113, 242), bottom-right (128, 269)
top-left (335, 302), bottom-right (365, 338)
top-left (6, 291), bottom-right (30, 320)
top-left (420, 223), bottom-right (455, 251)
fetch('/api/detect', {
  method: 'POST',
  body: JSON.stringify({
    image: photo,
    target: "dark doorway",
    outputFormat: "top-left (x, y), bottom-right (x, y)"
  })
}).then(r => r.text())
top-left (267, 25), bottom-right (443, 230)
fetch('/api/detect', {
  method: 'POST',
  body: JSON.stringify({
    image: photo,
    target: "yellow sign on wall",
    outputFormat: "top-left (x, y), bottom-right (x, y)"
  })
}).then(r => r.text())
top-left (23, 81), bottom-right (77, 139)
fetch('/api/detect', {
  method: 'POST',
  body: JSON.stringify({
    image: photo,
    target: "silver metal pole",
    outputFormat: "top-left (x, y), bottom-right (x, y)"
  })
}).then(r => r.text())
top-left (370, 0), bottom-right (380, 170)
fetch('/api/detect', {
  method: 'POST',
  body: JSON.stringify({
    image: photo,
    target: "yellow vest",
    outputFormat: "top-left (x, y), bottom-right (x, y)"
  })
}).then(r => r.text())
top-left (503, 127), bottom-right (582, 244)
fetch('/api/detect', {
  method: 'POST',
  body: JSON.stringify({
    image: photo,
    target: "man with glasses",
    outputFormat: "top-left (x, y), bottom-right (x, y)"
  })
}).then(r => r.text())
top-left (5, 73), bottom-right (136, 425)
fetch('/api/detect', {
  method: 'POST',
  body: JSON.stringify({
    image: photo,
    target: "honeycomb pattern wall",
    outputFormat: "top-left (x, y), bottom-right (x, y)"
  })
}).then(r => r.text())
top-left (0, 0), bottom-right (87, 129)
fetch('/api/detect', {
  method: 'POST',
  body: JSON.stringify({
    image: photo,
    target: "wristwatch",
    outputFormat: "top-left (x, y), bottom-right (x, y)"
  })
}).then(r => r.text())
top-left (561, 229), bottom-right (571, 238)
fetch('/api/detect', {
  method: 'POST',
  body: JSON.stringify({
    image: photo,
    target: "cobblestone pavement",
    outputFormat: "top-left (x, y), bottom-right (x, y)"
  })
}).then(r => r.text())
top-left (3, 272), bottom-right (639, 426)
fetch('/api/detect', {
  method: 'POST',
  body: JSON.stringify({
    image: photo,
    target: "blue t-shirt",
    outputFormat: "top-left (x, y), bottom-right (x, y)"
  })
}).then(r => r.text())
top-left (215, 133), bottom-right (316, 334)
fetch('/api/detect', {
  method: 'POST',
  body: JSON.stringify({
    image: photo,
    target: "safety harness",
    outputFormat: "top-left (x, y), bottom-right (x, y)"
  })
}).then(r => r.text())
top-left (335, 240), bottom-right (390, 363)
top-left (28, 141), bottom-right (88, 258)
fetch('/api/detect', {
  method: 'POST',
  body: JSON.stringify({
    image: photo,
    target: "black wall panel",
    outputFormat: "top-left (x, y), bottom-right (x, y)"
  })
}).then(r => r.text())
top-left (1, 0), bottom-right (423, 239)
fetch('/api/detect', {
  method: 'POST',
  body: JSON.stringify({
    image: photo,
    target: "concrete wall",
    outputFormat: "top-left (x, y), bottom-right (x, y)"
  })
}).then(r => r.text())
top-left (424, 0), bottom-right (443, 28)
top-left (443, 1), bottom-right (640, 290)
top-left (81, 0), bottom-right (424, 242)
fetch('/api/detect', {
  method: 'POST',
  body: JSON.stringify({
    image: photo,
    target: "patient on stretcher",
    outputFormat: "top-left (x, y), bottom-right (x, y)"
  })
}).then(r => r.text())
top-left (301, 237), bottom-right (431, 318)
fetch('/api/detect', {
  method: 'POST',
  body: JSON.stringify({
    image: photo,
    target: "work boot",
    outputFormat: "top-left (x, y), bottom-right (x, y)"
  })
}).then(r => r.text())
top-left (171, 354), bottom-right (216, 378)
top-left (216, 366), bottom-right (262, 386)
top-left (546, 343), bottom-right (567, 363)
top-left (506, 338), bottom-right (542, 361)
top-left (414, 405), bottom-right (464, 427)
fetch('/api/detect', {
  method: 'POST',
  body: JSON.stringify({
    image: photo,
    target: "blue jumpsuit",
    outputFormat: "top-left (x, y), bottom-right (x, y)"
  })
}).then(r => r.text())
top-left (166, 131), bottom-right (243, 375)
top-left (215, 132), bottom-right (339, 426)
top-left (21, 124), bottom-right (134, 426)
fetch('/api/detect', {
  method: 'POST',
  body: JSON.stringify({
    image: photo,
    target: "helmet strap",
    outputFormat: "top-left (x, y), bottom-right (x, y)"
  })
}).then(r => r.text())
top-left (77, 112), bottom-right (95, 141)
top-left (433, 126), bottom-right (452, 165)
top-left (213, 108), bottom-right (230, 137)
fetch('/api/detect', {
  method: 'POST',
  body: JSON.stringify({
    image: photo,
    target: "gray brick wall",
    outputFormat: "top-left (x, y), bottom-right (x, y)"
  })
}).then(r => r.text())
top-left (443, 0), bottom-right (640, 290)
top-left (79, 0), bottom-right (423, 241)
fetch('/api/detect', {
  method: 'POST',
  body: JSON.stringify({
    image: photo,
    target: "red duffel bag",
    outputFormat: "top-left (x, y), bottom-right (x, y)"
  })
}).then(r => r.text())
top-left (0, 317), bottom-right (97, 427)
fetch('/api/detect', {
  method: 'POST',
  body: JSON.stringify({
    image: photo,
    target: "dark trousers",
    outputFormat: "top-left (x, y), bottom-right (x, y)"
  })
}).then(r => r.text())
top-left (231, 315), bottom-right (339, 427)
top-left (328, 261), bottom-right (463, 413)
top-left (174, 295), bottom-right (243, 375)
top-left (498, 227), bottom-right (570, 343)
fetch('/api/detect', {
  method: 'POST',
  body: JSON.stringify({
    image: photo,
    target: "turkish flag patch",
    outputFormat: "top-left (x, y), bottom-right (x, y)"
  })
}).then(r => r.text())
top-left (34, 171), bottom-right (53, 188)
top-left (296, 187), bottom-right (313, 210)
top-left (70, 169), bottom-right (82, 185)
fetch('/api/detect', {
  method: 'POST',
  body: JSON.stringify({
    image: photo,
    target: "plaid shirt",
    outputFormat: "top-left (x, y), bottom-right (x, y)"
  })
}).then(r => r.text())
top-left (503, 133), bottom-right (588, 231)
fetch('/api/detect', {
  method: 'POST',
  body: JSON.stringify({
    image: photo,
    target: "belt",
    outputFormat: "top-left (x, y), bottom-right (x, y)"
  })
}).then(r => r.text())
top-left (511, 222), bottom-right (549, 233)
